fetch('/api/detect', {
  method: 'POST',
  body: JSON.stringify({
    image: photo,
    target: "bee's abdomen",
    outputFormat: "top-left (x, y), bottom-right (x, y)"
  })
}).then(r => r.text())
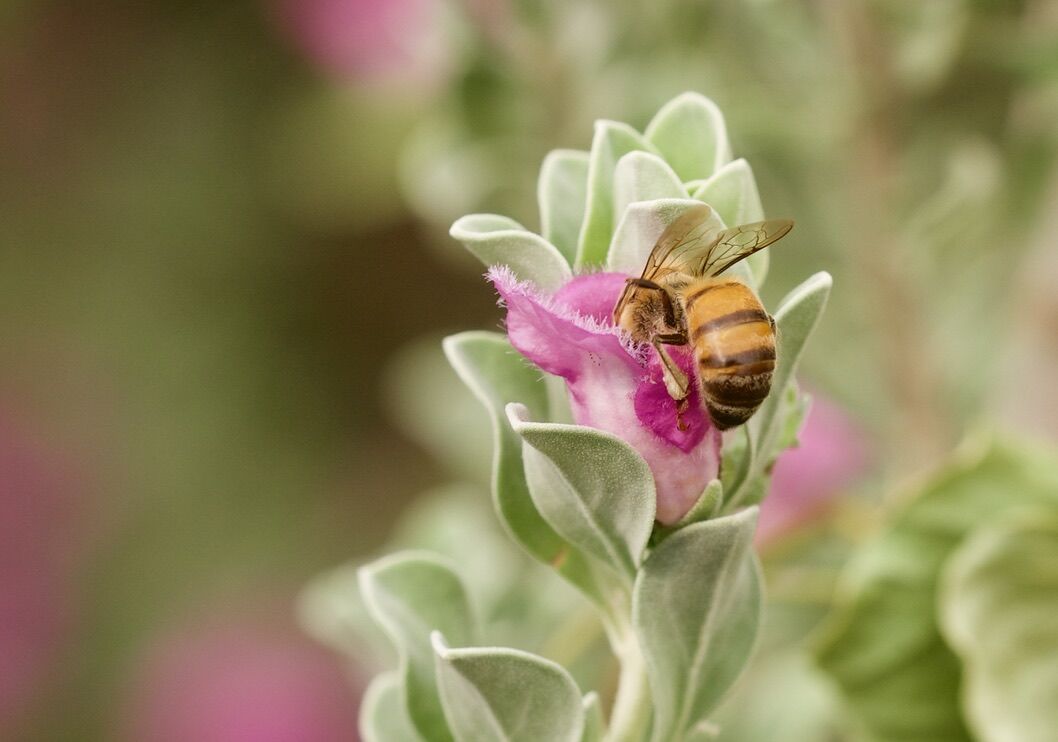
top-left (684, 279), bottom-right (776, 430)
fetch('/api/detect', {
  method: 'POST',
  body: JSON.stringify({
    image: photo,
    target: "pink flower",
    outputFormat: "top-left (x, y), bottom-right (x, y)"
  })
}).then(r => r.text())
top-left (489, 266), bottom-right (721, 525)
top-left (757, 395), bottom-right (868, 546)
top-left (0, 413), bottom-right (83, 736)
top-left (118, 607), bottom-right (361, 742)
top-left (271, 0), bottom-right (448, 85)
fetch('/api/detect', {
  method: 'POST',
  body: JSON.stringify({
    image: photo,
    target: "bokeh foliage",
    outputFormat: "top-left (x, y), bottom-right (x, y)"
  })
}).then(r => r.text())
top-left (3, 0), bottom-right (1058, 740)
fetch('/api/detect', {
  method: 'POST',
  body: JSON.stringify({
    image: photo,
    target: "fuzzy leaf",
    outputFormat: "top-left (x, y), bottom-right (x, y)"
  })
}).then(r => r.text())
top-left (444, 333), bottom-right (626, 612)
top-left (754, 272), bottom-right (830, 455)
top-left (652, 480), bottom-right (725, 547)
top-left (451, 214), bottom-right (572, 293)
top-left (613, 151), bottom-right (688, 225)
top-left (580, 693), bottom-right (605, 742)
top-left (711, 652), bottom-right (842, 742)
top-left (606, 198), bottom-right (725, 276)
top-left (432, 633), bottom-right (585, 742)
top-left (814, 440), bottom-right (1058, 742)
top-left (359, 552), bottom-right (475, 742)
top-left (688, 159), bottom-right (764, 226)
top-left (645, 92), bottom-right (731, 182)
top-left (576, 120), bottom-right (656, 269)
top-left (360, 672), bottom-right (424, 742)
top-left (633, 508), bottom-right (763, 741)
top-left (689, 159), bottom-right (768, 286)
top-left (940, 510), bottom-right (1058, 742)
top-left (726, 273), bottom-right (830, 512)
top-left (676, 479), bottom-right (725, 528)
top-left (299, 562), bottom-right (393, 670)
top-left (538, 149), bottom-right (589, 265)
top-left (385, 336), bottom-right (493, 487)
top-left (507, 403), bottom-right (655, 580)
top-left (719, 426), bottom-right (753, 497)
top-left (392, 486), bottom-right (524, 615)
top-left (444, 332), bottom-right (562, 563)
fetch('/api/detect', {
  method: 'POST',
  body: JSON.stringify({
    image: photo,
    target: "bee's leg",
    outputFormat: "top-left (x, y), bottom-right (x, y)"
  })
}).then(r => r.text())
top-left (652, 339), bottom-right (690, 401)
top-left (655, 331), bottom-right (688, 345)
top-left (652, 339), bottom-right (692, 430)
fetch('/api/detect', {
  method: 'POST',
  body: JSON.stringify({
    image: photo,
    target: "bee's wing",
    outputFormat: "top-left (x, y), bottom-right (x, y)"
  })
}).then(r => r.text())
top-left (614, 204), bottom-right (720, 324)
top-left (641, 206), bottom-right (794, 281)
top-left (618, 209), bottom-right (794, 323)
top-left (695, 219), bottom-right (794, 277)
top-left (640, 203), bottom-right (725, 282)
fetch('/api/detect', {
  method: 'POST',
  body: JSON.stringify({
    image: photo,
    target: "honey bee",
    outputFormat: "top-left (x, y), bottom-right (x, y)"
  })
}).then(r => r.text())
top-left (612, 203), bottom-right (793, 430)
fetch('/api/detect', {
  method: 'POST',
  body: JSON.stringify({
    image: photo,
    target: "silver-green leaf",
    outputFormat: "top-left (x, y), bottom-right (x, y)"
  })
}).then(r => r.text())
top-left (753, 272), bottom-right (830, 457)
top-left (940, 510), bottom-right (1058, 742)
top-left (612, 151), bottom-right (688, 225)
top-left (607, 198), bottom-right (725, 276)
top-left (450, 214), bottom-right (571, 293)
top-left (814, 440), bottom-right (1058, 742)
top-left (360, 672), bottom-right (425, 742)
top-left (576, 120), bottom-right (656, 269)
top-left (633, 508), bottom-right (763, 741)
top-left (507, 403), bottom-right (656, 581)
top-left (725, 272), bottom-right (830, 512)
top-left (444, 332), bottom-right (624, 611)
top-left (688, 159), bottom-right (764, 227)
top-left (538, 149), bottom-right (589, 265)
top-left (443, 333), bottom-right (563, 565)
top-left (432, 633), bottom-right (585, 742)
top-left (644, 92), bottom-right (731, 182)
top-left (359, 552), bottom-right (475, 742)
top-left (676, 479), bottom-right (725, 528)
top-left (580, 692), bottom-right (605, 742)
top-left (688, 159), bottom-right (768, 286)
top-left (299, 562), bottom-right (393, 670)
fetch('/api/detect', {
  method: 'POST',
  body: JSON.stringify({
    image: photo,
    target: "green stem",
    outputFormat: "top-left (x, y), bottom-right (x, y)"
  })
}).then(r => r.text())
top-left (606, 627), bottom-right (652, 742)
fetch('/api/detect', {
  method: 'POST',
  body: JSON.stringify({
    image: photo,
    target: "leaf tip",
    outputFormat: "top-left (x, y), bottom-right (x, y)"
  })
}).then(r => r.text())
top-left (808, 270), bottom-right (833, 290)
top-left (505, 401), bottom-right (532, 430)
top-left (430, 630), bottom-right (452, 660)
top-left (448, 214), bottom-right (472, 239)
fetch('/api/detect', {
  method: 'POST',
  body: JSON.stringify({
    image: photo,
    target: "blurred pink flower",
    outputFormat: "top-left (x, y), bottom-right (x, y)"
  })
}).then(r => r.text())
top-left (0, 414), bottom-right (82, 735)
top-left (271, 0), bottom-right (448, 84)
top-left (119, 608), bottom-right (361, 742)
top-left (756, 395), bottom-right (868, 546)
top-left (490, 267), bottom-right (722, 525)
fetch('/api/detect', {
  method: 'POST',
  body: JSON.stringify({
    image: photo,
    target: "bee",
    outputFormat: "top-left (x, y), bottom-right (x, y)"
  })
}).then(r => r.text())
top-left (612, 203), bottom-right (794, 430)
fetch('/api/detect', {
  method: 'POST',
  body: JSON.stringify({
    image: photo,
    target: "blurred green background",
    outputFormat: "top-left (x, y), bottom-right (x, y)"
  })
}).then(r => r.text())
top-left (3, 0), bottom-right (1057, 740)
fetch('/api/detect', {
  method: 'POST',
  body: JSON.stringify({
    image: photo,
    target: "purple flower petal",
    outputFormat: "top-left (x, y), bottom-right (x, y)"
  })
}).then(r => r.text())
top-left (488, 267), bottom-right (637, 382)
top-left (757, 394), bottom-right (869, 546)
top-left (551, 272), bottom-right (630, 324)
top-left (633, 348), bottom-right (708, 453)
top-left (0, 412), bottom-right (86, 736)
top-left (272, 0), bottom-right (445, 84)
top-left (488, 267), bottom-right (721, 524)
top-left (119, 605), bottom-right (361, 742)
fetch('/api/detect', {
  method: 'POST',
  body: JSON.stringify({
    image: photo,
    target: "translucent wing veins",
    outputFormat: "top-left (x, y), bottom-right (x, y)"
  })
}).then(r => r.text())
top-left (700, 219), bottom-right (794, 277)
top-left (639, 206), bottom-right (793, 281)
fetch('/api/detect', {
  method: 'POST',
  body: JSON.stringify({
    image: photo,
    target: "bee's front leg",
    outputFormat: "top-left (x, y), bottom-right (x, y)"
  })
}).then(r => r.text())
top-left (655, 331), bottom-right (688, 345)
top-left (652, 339), bottom-right (690, 401)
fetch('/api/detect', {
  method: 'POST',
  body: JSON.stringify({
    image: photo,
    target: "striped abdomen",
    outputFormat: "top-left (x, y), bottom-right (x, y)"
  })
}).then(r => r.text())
top-left (682, 278), bottom-right (776, 430)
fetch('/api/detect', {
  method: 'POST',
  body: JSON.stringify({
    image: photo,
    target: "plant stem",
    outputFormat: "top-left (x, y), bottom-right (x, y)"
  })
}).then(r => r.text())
top-left (606, 627), bottom-right (652, 742)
